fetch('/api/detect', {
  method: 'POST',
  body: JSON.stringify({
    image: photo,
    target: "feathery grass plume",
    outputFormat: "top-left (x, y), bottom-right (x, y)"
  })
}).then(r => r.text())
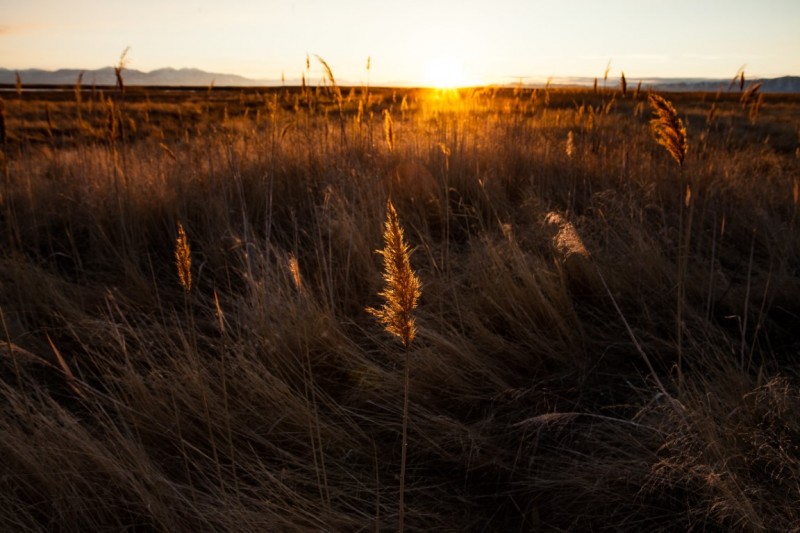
top-left (15, 71), bottom-right (21, 98)
top-left (565, 130), bottom-right (575, 158)
top-left (729, 66), bottom-right (745, 92)
top-left (175, 221), bottom-right (192, 293)
top-left (315, 55), bottom-right (338, 94)
top-left (383, 109), bottom-right (395, 153)
top-left (115, 47), bottom-right (130, 94)
top-left (400, 95), bottom-right (409, 121)
top-left (367, 200), bottom-right (420, 348)
top-left (748, 93), bottom-right (764, 125)
top-left (620, 72), bottom-right (627, 97)
top-left (740, 82), bottom-right (762, 108)
top-left (648, 93), bottom-right (687, 168)
top-left (635, 80), bottom-right (642, 99)
top-left (288, 254), bottom-right (303, 292)
top-left (706, 102), bottom-right (718, 127)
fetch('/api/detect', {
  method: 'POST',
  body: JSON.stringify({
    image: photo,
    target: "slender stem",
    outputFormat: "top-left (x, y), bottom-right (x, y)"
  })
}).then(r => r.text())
top-left (398, 342), bottom-right (410, 532)
top-left (676, 182), bottom-right (684, 390)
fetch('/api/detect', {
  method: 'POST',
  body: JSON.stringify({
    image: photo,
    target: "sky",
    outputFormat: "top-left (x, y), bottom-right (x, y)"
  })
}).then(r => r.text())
top-left (2, 0), bottom-right (799, 86)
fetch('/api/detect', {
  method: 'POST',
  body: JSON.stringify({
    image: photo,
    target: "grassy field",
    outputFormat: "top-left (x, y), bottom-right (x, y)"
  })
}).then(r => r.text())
top-left (1, 79), bottom-right (799, 531)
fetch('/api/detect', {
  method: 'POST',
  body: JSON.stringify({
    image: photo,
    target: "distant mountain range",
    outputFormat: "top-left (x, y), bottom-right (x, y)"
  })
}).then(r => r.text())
top-left (0, 67), bottom-right (272, 87)
top-left (560, 76), bottom-right (800, 93)
top-left (2, 67), bottom-right (800, 92)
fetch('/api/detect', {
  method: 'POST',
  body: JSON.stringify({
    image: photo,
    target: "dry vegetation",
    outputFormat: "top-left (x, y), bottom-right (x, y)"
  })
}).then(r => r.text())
top-left (1, 74), bottom-right (799, 531)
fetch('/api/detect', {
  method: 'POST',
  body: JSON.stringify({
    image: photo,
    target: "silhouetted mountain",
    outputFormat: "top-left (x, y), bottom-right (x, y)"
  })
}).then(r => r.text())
top-left (0, 67), bottom-right (273, 87)
top-left (539, 76), bottom-right (800, 93)
top-left (648, 76), bottom-right (800, 93)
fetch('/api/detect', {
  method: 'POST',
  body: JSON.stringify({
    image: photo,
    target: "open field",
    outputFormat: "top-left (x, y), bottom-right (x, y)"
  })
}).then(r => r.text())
top-left (1, 81), bottom-right (799, 531)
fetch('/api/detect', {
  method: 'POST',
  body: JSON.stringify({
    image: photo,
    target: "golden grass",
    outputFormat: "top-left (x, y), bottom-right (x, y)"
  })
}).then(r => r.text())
top-left (0, 81), bottom-right (798, 532)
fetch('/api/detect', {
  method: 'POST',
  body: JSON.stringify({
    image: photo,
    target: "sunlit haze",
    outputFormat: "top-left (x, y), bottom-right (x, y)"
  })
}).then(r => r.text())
top-left (2, 0), bottom-right (799, 86)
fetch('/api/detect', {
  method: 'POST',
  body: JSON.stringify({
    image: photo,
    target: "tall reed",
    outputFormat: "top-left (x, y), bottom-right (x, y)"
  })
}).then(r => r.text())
top-left (367, 200), bottom-right (421, 531)
top-left (649, 93), bottom-right (690, 385)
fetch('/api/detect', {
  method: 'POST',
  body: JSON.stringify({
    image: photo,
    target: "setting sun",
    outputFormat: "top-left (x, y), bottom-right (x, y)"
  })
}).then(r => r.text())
top-left (422, 57), bottom-right (468, 89)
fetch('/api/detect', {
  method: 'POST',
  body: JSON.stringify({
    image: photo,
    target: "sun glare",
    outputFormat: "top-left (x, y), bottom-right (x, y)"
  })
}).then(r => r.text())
top-left (423, 57), bottom-right (467, 89)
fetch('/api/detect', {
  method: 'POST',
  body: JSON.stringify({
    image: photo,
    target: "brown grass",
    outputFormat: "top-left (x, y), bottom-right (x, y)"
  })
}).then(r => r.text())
top-left (0, 81), bottom-right (799, 532)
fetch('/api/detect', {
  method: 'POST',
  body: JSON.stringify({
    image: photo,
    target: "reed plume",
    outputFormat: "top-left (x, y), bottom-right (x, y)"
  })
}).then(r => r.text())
top-left (288, 253), bottom-right (303, 292)
top-left (740, 82), bottom-right (762, 108)
top-left (565, 131), bottom-right (574, 159)
top-left (115, 47), bottom-right (130, 95)
top-left (315, 55), bottom-right (341, 101)
top-left (383, 110), bottom-right (395, 153)
top-left (729, 66), bottom-right (745, 92)
top-left (368, 200), bottom-right (420, 348)
top-left (175, 221), bottom-right (192, 293)
top-left (648, 94), bottom-right (687, 168)
top-left (620, 72), bottom-right (627, 97)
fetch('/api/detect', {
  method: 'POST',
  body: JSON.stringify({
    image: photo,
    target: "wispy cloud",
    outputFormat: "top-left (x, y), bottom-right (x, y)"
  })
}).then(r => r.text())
top-left (0, 23), bottom-right (49, 36)
top-left (0, 22), bottom-right (58, 37)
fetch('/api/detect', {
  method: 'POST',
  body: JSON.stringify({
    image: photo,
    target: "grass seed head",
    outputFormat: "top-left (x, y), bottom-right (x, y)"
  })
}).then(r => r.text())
top-left (175, 221), bottom-right (192, 293)
top-left (367, 200), bottom-right (421, 348)
top-left (648, 93), bottom-right (688, 168)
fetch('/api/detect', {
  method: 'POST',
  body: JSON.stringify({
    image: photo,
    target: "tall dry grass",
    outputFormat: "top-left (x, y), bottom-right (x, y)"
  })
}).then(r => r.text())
top-left (0, 80), bottom-right (798, 531)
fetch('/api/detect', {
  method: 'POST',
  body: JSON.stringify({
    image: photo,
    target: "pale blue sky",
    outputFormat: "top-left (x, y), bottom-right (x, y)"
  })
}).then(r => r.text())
top-left (2, 0), bottom-right (798, 85)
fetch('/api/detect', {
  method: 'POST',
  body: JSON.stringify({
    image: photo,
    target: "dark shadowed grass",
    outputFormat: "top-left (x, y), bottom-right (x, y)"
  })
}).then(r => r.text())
top-left (0, 85), bottom-right (799, 531)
